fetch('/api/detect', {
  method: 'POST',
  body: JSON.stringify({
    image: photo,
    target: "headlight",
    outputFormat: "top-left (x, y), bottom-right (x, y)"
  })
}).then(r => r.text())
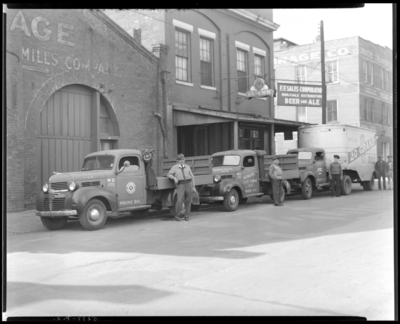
top-left (214, 175), bottom-right (221, 183)
top-left (43, 182), bottom-right (49, 193)
top-left (68, 181), bottom-right (76, 191)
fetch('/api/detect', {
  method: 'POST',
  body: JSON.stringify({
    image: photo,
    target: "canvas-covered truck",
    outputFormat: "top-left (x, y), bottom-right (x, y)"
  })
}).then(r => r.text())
top-left (35, 149), bottom-right (213, 231)
top-left (169, 149), bottom-right (292, 212)
top-left (277, 124), bottom-right (378, 199)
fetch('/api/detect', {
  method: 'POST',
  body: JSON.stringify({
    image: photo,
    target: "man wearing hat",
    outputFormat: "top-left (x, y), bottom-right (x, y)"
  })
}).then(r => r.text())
top-left (269, 156), bottom-right (284, 206)
top-left (375, 155), bottom-right (387, 190)
top-left (329, 155), bottom-right (343, 197)
top-left (387, 155), bottom-right (393, 190)
top-left (167, 154), bottom-right (196, 221)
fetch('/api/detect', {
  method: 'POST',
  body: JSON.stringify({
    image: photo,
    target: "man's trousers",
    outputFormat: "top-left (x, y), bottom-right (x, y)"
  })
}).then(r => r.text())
top-left (175, 180), bottom-right (193, 217)
top-left (331, 174), bottom-right (341, 197)
top-left (272, 179), bottom-right (283, 205)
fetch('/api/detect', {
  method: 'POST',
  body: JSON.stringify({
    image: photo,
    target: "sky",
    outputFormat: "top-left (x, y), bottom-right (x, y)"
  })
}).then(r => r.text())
top-left (273, 4), bottom-right (394, 49)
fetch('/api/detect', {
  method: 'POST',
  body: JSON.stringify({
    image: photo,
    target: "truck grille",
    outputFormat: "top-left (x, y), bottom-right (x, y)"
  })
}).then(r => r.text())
top-left (82, 181), bottom-right (101, 187)
top-left (50, 182), bottom-right (68, 190)
top-left (43, 196), bottom-right (66, 211)
top-left (221, 175), bottom-right (233, 179)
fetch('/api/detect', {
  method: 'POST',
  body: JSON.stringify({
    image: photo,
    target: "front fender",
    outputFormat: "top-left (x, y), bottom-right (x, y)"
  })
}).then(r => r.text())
top-left (212, 179), bottom-right (245, 197)
top-left (300, 171), bottom-right (316, 184)
top-left (72, 187), bottom-right (118, 214)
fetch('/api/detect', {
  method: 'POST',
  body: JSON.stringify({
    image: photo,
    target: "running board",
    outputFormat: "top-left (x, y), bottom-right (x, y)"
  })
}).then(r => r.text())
top-left (118, 205), bottom-right (152, 212)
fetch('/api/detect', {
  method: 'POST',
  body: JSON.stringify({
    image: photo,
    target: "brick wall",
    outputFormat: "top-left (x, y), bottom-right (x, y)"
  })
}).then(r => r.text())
top-left (6, 9), bottom-right (163, 212)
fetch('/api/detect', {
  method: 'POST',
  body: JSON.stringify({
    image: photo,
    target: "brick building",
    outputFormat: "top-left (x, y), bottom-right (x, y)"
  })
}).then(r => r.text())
top-left (6, 9), bottom-right (164, 212)
top-left (104, 9), bottom-right (311, 158)
top-left (273, 36), bottom-right (393, 157)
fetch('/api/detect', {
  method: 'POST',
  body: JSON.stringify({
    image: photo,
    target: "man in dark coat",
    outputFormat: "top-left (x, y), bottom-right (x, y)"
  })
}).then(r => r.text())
top-left (329, 155), bottom-right (343, 197)
top-left (375, 155), bottom-right (387, 190)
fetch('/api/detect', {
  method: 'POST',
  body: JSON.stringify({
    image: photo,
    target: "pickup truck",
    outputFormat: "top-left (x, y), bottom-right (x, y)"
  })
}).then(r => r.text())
top-left (181, 149), bottom-right (291, 212)
top-left (35, 149), bottom-right (213, 231)
top-left (275, 124), bottom-right (378, 199)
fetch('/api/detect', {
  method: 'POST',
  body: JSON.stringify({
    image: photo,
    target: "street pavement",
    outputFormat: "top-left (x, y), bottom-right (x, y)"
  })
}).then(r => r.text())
top-left (5, 185), bottom-right (395, 319)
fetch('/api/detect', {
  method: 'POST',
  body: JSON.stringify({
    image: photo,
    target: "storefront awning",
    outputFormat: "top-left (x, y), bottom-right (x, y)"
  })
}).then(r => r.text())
top-left (173, 105), bottom-right (315, 131)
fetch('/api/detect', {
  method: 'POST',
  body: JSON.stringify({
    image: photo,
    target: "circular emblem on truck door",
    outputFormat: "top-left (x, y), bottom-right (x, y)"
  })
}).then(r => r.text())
top-left (126, 182), bottom-right (136, 194)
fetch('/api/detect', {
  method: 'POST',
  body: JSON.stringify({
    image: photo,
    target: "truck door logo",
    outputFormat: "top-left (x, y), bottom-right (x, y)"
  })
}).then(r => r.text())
top-left (126, 182), bottom-right (136, 194)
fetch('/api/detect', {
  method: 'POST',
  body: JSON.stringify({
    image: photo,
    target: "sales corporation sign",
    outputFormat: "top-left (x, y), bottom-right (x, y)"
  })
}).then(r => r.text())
top-left (277, 82), bottom-right (322, 107)
top-left (246, 78), bottom-right (274, 99)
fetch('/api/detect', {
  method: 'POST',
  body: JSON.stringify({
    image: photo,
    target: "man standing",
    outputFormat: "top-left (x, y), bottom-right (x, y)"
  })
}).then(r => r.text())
top-left (387, 155), bottom-right (393, 190)
top-left (269, 156), bottom-right (283, 207)
top-left (375, 156), bottom-right (387, 190)
top-left (167, 154), bottom-right (196, 221)
top-left (329, 155), bottom-right (343, 197)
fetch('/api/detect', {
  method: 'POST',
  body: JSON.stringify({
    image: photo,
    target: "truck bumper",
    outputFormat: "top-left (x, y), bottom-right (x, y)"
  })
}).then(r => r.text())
top-left (200, 196), bottom-right (224, 202)
top-left (35, 210), bottom-right (78, 217)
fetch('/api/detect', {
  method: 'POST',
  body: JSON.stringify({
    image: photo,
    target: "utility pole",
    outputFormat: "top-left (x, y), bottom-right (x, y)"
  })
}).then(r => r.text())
top-left (320, 20), bottom-right (327, 124)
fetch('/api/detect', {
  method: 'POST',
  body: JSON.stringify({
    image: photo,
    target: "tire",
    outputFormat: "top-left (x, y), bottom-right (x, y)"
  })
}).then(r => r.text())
top-left (79, 199), bottom-right (107, 231)
top-left (223, 188), bottom-right (239, 212)
top-left (239, 198), bottom-right (248, 205)
top-left (301, 177), bottom-right (313, 200)
top-left (362, 175), bottom-right (375, 191)
top-left (40, 217), bottom-right (68, 230)
top-left (340, 175), bottom-right (352, 195)
top-left (130, 209), bottom-right (149, 217)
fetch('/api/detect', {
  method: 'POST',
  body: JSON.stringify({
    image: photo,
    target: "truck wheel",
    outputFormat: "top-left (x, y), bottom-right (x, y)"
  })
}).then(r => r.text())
top-left (239, 198), bottom-right (248, 204)
top-left (301, 177), bottom-right (313, 200)
top-left (362, 175), bottom-right (375, 191)
top-left (40, 217), bottom-right (68, 230)
top-left (223, 188), bottom-right (239, 212)
top-left (130, 209), bottom-right (149, 217)
top-left (79, 199), bottom-right (107, 231)
top-left (340, 175), bottom-right (352, 195)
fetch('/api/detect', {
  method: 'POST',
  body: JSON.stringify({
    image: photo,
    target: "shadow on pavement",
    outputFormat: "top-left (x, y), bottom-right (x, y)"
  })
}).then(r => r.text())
top-left (6, 281), bottom-right (173, 309)
top-left (7, 188), bottom-right (393, 260)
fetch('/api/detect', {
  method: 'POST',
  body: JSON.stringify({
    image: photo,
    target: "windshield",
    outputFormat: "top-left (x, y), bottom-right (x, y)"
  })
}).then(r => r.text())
top-left (298, 152), bottom-right (312, 160)
top-left (82, 155), bottom-right (115, 171)
top-left (212, 155), bottom-right (241, 167)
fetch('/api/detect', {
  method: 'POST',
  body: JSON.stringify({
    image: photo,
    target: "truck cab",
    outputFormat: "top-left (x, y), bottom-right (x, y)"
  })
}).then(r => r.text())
top-left (286, 147), bottom-right (329, 186)
top-left (199, 150), bottom-right (289, 212)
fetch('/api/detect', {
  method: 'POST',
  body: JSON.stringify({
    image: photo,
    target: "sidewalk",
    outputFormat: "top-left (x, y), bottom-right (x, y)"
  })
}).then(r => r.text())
top-left (6, 210), bottom-right (45, 235)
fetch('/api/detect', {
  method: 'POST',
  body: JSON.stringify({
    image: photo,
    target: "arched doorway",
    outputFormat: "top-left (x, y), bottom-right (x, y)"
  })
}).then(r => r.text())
top-left (36, 85), bottom-right (119, 189)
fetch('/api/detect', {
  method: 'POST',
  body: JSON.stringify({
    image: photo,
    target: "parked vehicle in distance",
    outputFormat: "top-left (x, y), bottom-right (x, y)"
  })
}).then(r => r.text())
top-left (277, 124), bottom-right (378, 199)
top-left (36, 149), bottom-right (213, 231)
top-left (182, 150), bottom-right (291, 212)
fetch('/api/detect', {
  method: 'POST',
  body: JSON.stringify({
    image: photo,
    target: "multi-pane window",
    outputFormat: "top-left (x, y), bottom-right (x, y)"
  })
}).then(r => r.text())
top-left (368, 62), bottom-right (373, 85)
top-left (374, 103), bottom-right (383, 124)
top-left (381, 69), bottom-right (385, 89)
top-left (369, 100), bottom-right (374, 122)
top-left (363, 98), bottom-right (368, 121)
top-left (100, 102), bottom-right (113, 135)
top-left (384, 70), bottom-right (389, 91)
top-left (254, 54), bottom-right (264, 80)
top-left (200, 37), bottom-right (213, 87)
top-left (363, 61), bottom-right (368, 83)
top-left (297, 106), bottom-right (306, 122)
top-left (385, 105), bottom-right (391, 125)
top-left (326, 61), bottom-right (338, 83)
top-left (296, 65), bottom-right (306, 84)
top-left (327, 100), bottom-right (338, 122)
top-left (237, 49), bottom-right (248, 93)
top-left (175, 29), bottom-right (190, 82)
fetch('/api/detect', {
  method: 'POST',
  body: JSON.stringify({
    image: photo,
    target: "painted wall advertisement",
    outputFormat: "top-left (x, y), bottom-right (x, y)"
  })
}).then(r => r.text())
top-left (277, 82), bottom-right (322, 107)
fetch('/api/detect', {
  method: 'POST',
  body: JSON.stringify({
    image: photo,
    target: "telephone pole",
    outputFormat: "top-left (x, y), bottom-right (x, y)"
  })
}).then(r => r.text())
top-left (320, 21), bottom-right (327, 124)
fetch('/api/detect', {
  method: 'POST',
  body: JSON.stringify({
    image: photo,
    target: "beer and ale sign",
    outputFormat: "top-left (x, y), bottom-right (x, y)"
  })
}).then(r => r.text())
top-left (277, 82), bottom-right (323, 107)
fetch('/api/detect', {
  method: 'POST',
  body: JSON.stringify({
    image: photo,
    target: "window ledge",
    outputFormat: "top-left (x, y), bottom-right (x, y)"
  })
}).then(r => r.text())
top-left (176, 80), bottom-right (194, 87)
top-left (238, 92), bottom-right (247, 97)
top-left (255, 97), bottom-right (267, 101)
top-left (200, 85), bottom-right (217, 91)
